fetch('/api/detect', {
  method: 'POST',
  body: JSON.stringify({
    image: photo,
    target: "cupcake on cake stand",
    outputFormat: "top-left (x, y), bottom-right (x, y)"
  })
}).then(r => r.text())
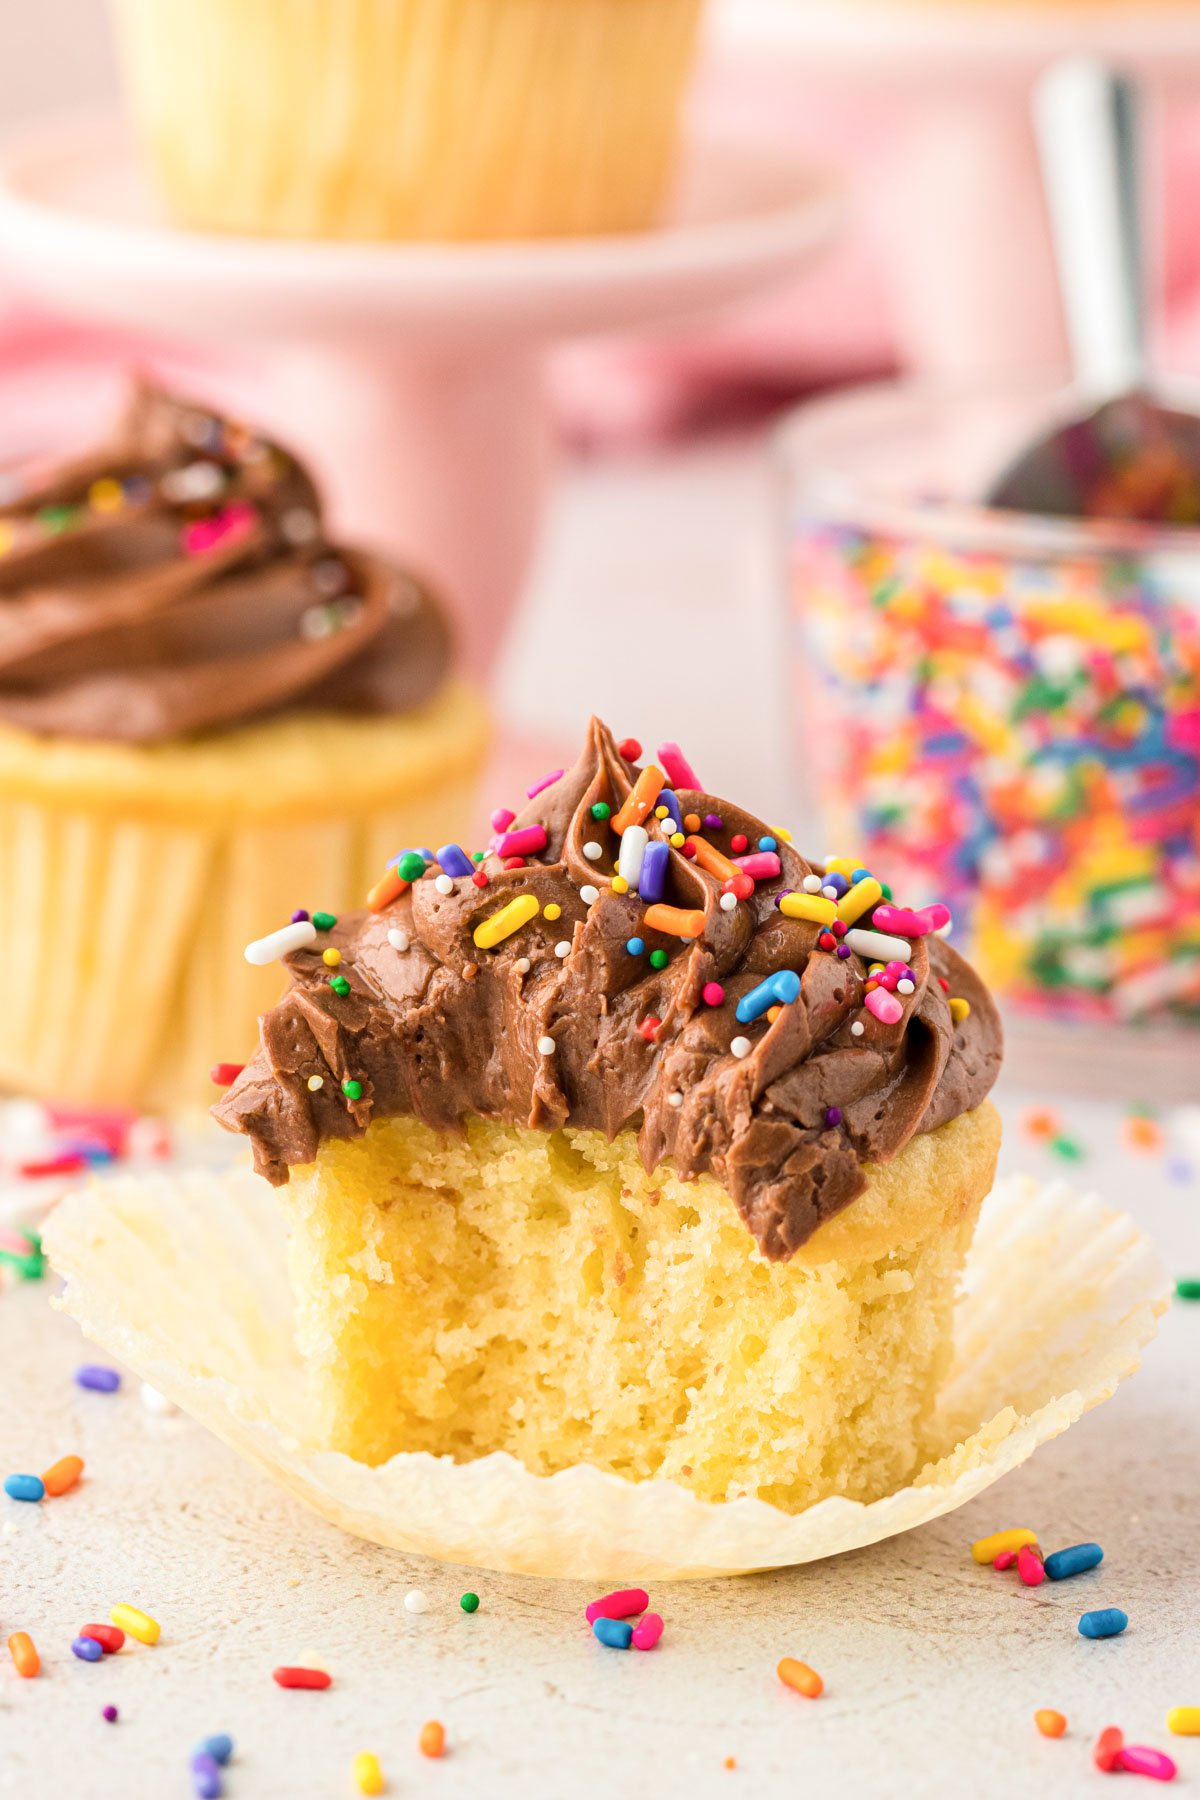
top-left (0, 113), bottom-right (840, 676)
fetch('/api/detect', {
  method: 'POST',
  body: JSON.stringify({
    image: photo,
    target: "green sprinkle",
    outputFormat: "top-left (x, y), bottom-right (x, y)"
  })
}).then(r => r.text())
top-left (880, 883), bottom-right (893, 901)
top-left (312, 910), bottom-right (338, 931)
top-left (590, 802), bottom-right (612, 821)
top-left (472, 851), bottom-right (485, 863)
top-left (649, 949), bottom-right (669, 970)
top-left (328, 974), bottom-right (351, 996)
top-left (459, 1592), bottom-right (479, 1613)
top-left (1176, 1278), bottom-right (1200, 1301)
top-left (1049, 1134), bottom-right (1085, 1162)
top-left (397, 851), bottom-right (427, 883)
top-left (342, 1078), bottom-right (363, 1100)
top-left (37, 503), bottom-right (78, 533)
top-left (0, 1246), bottom-right (44, 1281)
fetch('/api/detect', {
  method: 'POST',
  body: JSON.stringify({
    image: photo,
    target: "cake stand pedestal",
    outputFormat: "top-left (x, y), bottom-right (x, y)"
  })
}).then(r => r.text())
top-left (0, 114), bottom-right (840, 676)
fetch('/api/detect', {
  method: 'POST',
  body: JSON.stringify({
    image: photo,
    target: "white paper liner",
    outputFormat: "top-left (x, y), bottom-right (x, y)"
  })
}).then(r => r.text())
top-left (44, 1166), bottom-right (1169, 1582)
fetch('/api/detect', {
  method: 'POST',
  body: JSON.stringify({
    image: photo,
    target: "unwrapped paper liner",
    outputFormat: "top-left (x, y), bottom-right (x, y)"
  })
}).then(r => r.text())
top-left (44, 1166), bottom-right (1169, 1581)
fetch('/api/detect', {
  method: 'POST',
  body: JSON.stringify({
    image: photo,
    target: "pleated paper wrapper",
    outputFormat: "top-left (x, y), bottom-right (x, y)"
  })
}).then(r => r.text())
top-left (44, 1166), bottom-right (1168, 1582)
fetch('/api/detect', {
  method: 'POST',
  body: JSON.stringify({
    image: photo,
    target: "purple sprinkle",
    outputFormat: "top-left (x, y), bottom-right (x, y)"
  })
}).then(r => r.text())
top-left (72, 1636), bottom-right (104, 1662)
top-left (526, 768), bottom-right (564, 800)
top-left (774, 890), bottom-right (793, 909)
top-left (290, 909), bottom-right (309, 923)
top-left (75, 1365), bottom-right (121, 1394)
top-left (825, 1107), bottom-right (843, 1127)
top-left (836, 945), bottom-right (852, 959)
top-left (102, 1705), bottom-right (118, 1723)
top-left (703, 814), bottom-right (723, 830)
top-left (192, 1754), bottom-right (223, 1800)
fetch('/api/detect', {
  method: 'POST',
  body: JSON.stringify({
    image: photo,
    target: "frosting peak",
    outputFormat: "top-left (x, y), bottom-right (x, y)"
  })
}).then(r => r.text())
top-left (215, 718), bottom-right (1002, 1258)
top-left (0, 380), bottom-right (451, 743)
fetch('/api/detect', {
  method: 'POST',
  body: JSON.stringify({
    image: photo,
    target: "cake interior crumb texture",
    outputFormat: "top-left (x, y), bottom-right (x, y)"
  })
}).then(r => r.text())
top-left (285, 1102), bottom-right (1001, 1511)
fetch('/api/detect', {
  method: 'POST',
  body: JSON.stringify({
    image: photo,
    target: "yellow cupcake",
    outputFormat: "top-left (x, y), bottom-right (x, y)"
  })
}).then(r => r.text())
top-left (112, 0), bottom-right (704, 241)
top-left (0, 382), bottom-right (487, 1110)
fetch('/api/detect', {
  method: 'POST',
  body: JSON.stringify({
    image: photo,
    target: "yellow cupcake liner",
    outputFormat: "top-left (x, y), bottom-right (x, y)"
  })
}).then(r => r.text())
top-left (44, 1167), bottom-right (1168, 1581)
top-left (0, 682), bottom-right (487, 1110)
top-left (114, 0), bottom-right (703, 240)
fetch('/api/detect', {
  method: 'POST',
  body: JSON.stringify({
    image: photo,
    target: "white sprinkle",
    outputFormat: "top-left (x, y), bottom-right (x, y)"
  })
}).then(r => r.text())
top-left (844, 926), bottom-right (913, 963)
top-left (514, 957), bottom-right (531, 975)
top-left (579, 885), bottom-right (600, 905)
top-left (281, 505), bottom-right (319, 545)
top-left (161, 459), bottom-right (225, 504)
top-left (730, 1036), bottom-right (752, 1059)
top-left (617, 824), bottom-right (648, 890)
top-left (404, 1589), bottom-right (429, 1614)
top-left (387, 928), bottom-right (410, 952)
top-left (140, 1383), bottom-right (176, 1415)
top-left (802, 874), bottom-right (823, 893)
top-left (307, 1075), bottom-right (324, 1092)
top-left (667, 1091), bottom-right (684, 1109)
top-left (244, 920), bottom-right (317, 965)
top-left (434, 873), bottom-right (454, 895)
top-left (897, 978), bottom-right (915, 995)
top-left (537, 1035), bottom-right (556, 1055)
top-left (719, 892), bottom-right (737, 912)
top-left (851, 1020), bottom-right (865, 1037)
top-left (583, 841), bottom-right (603, 862)
top-left (822, 885), bottom-right (840, 900)
top-left (554, 941), bottom-right (571, 959)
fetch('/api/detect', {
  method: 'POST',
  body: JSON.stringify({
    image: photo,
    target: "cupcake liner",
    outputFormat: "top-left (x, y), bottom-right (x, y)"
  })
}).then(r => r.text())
top-left (44, 1165), bottom-right (1168, 1581)
top-left (114, 0), bottom-right (702, 240)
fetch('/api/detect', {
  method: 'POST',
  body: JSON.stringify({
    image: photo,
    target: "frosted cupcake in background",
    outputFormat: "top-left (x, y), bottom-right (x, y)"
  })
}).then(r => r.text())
top-left (0, 381), bottom-right (487, 1111)
top-left (112, 0), bottom-right (704, 241)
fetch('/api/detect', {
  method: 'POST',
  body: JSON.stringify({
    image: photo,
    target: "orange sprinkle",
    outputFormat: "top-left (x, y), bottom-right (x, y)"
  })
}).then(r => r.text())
top-left (777, 1658), bottom-right (823, 1698)
top-left (8, 1632), bottom-right (39, 1678)
top-left (642, 903), bottom-right (705, 941)
top-left (367, 868), bottom-right (407, 913)
top-left (419, 1720), bottom-right (446, 1759)
top-left (41, 1454), bottom-right (84, 1497)
top-left (1022, 1107), bottom-right (1060, 1140)
top-left (766, 1005), bottom-right (782, 1023)
top-left (611, 766), bottom-right (665, 836)
top-left (724, 1756), bottom-right (737, 1770)
top-left (1123, 1116), bottom-right (1163, 1152)
top-left (683, 813), bottom-right (702, 833)
top-left (1035, 1710), bottom-right (1067, 1738)
top-left (686, 837), bottom-right (739, 883)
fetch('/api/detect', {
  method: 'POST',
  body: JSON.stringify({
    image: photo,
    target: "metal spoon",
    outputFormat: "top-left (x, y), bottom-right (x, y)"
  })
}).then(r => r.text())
top-left (987, 58), bottom-right (1200, 524)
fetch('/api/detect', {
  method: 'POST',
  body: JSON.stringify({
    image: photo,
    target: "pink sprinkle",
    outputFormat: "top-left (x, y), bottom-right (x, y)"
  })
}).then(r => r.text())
top-left (1017, 1544), bottom-right (1045, 1587)
top-left (735, 852), bottom-right (781, 881)
top-left (0, 1224), bottom-right (35, 1257)
top-left (181, 501), bottom-right (256, 558)
top-left (632, 1613), bottom-right (664, 1652)
top-left (864, 988), bottom-right (903, 1025)
top-left (993, 1551), bottom-right (1017, 1571)
top-left (871, 904), bottom-right (933, 938)
top-left (45, 1104), bottom-right (136, 1156)
top-left (496, 825), bottom-right (548, 858)
top-left (919, 902), bottom-right (952, 932)
top-left (1116, 1747), bottom-right (1177, 1782)
top-left (702, 982), bottom-right (725, 1007)
top-left (489, 807), bottom-right (516, 834)
top-left (526, 769), bottom-right (563, 800)
top-left (657, 741), bottom-right (701, 790)
top-left (586, 1588), bottom-right (649, 1624)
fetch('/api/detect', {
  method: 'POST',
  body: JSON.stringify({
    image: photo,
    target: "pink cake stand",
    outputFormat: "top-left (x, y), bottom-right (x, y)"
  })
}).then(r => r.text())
top-left (0, 113), bottom-right (840, 677)
top-left (710, 0), bottom-right (1200, 384)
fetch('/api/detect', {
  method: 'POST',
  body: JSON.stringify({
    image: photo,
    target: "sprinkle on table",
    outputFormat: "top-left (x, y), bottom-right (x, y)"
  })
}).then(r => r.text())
top-left (1079, 1607), bottom-right (1128, 1639)
top-left (1175, 1278), bottom-right (1200, 1301)
top-left (1035, 1710), bottom-right (1067, 1738)
top-left (352, 1750), bottom-right (384, 1794)
top-left (76, 1365), bottom-right (122, 1394)
top-left (404, 1589), bottom-right (429, 1614)
top-left (273, 1666), bottom-right (332, 1689)
top-left (110, 1604), bottom-right (160, 1646)
top-left (4, 1474), bottom-right (44, 1502)
top-left (42, 1455), bottom-right (84, 1497)
top-left (460, 1591), bottom-right (480, 1613)
top-left (971, 1527), bottom-right (1039, 1564)
top-left (7, 1632), bottom-right (39, 1677)
top-left (777, 1658), bottom-right (824, 1698)
top-left (419, 1720), bottom-right (447, 1758)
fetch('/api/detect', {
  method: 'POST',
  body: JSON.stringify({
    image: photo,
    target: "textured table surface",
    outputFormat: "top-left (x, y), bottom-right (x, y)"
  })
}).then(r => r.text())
top-left (2, 1081), bottom-right (1197, 1800)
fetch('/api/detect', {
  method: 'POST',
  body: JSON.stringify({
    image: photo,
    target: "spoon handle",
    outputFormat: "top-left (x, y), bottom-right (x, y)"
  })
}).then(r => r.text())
top-left (1033, 58), bottom-right (1145, 399)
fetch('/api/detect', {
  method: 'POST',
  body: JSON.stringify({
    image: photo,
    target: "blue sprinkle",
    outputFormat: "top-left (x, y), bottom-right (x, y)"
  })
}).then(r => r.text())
top-left (194, 1736), bottom-right (234, 1767)
top-left (1078, 1607), bottom-right (1127, 1639)
top-left (593, 1617), bottom-right (633, 1649)
top-left (851, 866), bottom-right (872, 882)
top-left (758, 836), bottom-right (777, 853)
top-left (4, 1473), bottom-right (44, 1503)
top-left (736, 969), bottom-right (802, 1025)
top-left (75, 1365), bottom-right (121, 1394)
top-left (191, 1753), bottom-right (223, 1799)
top-left (626, 938), bottom-right (645, 956)
top-left (435, 843), bottom-right (474, 878)
top-left (1045, 1542), bottom-right (1103, 1581)
top-left (71, 1636), bottom-right (104, 1662)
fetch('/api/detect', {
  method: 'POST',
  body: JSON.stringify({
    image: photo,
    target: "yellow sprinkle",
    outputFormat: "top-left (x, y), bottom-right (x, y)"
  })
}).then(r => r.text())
top-left (1167, 1708), bottom-right (1200, 1735)
top-left (654, 805), bottom-right (670, 819)
top-left (88, 477), bottom-right (124, 513)
top-left (110, 1604), bottom-right (160, 1645)
top-left (352, 1750), bottom-right (385, 1795)
top-left (766, 1005), bottom-right (782, 1022)
top-left (949, 997), bottom-right (971, 1023)
top-left (970, 1528), bottom-right (1038, 1564)
top-left (669, 833), bottom-right (685, 849)
top-left (544, 903), bottom-right (562, 922)
top-left (838, 877), bottom-right (883, 926)
top-left (472, 893), bottom-right (539, 950)
top-left (773, 827), bottom-right (793, 843)
top-left (611, 876), bottom-right (629, 895)
top-left (322, 947), bottom-right (342, 967)
top-left (779, 893), bottom-right (837, 926)
top-left (0, 522), bottom-right (14, 557)
top-left (823, 857), bottom-right (860, 879)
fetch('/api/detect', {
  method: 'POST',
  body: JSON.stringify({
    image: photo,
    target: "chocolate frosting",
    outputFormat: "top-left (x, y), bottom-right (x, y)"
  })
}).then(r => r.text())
top-left (0, 381), bottom-right (451, 742)
top-left (215, 719), bottom-right (1002, 1259)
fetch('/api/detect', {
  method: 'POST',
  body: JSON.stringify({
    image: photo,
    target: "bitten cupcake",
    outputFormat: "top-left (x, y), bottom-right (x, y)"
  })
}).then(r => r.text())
top-left (112, 0), bottom-right (704, 241)
top-left (216, 718), bottom-right (1001, 1514)
top-left (0, 380), bottom-right (487, 1111)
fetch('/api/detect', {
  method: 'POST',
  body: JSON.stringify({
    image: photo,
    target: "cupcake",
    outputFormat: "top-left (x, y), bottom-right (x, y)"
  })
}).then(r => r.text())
top-left (0, 379), bottom-right (487, 1112)
top-left (215, 718), bottom-right (1002, 1513)
top-left (112, 0), bottom-right (704, 242)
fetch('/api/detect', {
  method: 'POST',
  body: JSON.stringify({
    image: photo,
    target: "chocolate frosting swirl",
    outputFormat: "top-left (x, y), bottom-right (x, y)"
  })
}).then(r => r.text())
top-left (0, 381), bottom-right (451, 742)
top-left (215, 719), bottom-right (1001, 1259)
